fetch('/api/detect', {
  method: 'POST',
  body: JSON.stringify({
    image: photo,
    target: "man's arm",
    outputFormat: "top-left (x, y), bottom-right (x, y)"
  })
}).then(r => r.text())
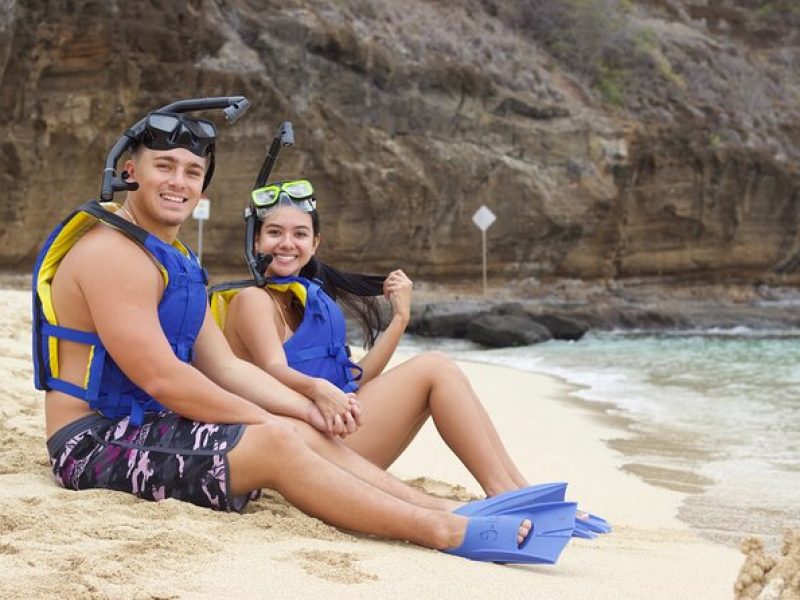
top-left (191, 309), bottom-right (322, 424)
top-left (75, 228), bottom-right (270, 425)
top-left (213, 287), bottom-right (356, 435)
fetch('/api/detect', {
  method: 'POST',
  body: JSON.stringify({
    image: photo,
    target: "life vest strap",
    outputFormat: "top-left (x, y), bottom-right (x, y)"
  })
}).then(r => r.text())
top-left (172, 342), bottom-right (193, 362)
top-left (130, 400), bottom-right (145, 427)
top-left (291, 344), bottom-right (363, 386)
top-left (290, 344), bottom-right (344, 362)
top-left (350, 363), bottom-right (364, 382)
top-left (46, 376), bottom-right (91, 400)
top-left (41, 323), bottom-right (102, 345)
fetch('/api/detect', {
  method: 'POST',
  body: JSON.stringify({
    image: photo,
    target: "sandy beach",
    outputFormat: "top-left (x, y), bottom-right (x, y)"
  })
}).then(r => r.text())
top-left (1, 286), bottom-right (746, 599)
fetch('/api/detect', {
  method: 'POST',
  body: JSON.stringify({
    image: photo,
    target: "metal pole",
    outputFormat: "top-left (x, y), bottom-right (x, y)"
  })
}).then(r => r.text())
top-left (482, 229), bottom-right (487, 296)
top-left (198, 218), bottom-right (204, 265)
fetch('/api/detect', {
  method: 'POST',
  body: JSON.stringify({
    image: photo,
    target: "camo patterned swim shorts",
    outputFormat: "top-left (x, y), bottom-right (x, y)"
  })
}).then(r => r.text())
top-left (47, 411), bottom-right (260, 512)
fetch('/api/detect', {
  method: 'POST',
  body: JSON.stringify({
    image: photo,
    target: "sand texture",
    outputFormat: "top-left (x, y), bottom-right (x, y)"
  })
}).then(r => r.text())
top-left (1, 288), bottom-right (746, 599)
top-left (734, 531), bottom-right (800, 599)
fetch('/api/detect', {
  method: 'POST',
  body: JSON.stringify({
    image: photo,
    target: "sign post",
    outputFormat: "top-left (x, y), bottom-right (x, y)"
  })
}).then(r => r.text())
top-left (471, 205), bottom-right (496, 296)
top-left (193, 198), bottom-right (211, 265)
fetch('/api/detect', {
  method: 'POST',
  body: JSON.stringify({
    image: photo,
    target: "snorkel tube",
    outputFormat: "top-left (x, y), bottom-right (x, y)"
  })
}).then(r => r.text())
top-left (100, 96), bottom-right (251, 201)
top-left (245, 121), bottom-right (294, 286)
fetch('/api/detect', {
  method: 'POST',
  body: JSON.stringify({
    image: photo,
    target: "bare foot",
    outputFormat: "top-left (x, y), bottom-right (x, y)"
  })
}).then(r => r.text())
top-left (448, 515), bottom-right (533, 549)
top-left (517, 518), bottom-right (532, 546)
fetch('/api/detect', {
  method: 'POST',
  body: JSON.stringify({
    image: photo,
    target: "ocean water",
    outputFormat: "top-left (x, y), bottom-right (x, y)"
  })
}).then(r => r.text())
top-left (399, 330), bottom-right (800, 550)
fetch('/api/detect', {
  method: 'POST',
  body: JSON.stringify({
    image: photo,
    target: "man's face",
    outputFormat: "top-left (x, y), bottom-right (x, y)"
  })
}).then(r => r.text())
top-left (125, 147), bottom-right (206, 229)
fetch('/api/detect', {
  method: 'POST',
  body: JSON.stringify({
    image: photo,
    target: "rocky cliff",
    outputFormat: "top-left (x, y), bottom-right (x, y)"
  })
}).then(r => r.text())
top-left (1, 0), bottom-right (798, 286)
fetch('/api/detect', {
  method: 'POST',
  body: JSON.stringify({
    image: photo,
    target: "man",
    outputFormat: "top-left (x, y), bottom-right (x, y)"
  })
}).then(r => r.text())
top-left (33, 105), bottom-right (564, 564)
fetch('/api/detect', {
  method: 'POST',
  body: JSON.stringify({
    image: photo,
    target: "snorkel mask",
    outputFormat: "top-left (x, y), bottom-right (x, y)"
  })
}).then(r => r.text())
top-left (244, 121), bottom-right (296, 286)
top-left (140, 112), bottom-right (217, 156)
top-left (251, 179), bottom-right (317, 217)
top-left (100, 96), bottom-right (250, 201)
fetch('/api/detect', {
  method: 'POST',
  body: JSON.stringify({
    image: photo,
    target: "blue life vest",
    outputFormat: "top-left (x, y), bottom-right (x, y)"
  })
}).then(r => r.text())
top-left (270, 276), bottom-right (362, 393)
top-left (32, 200), bottom-right (208, 426)
top-left (209, 276), bottom-right (362, 392)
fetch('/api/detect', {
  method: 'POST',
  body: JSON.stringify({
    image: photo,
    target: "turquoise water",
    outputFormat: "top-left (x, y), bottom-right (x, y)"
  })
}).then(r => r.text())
top-left (399, 330), bottom-right (800, 549)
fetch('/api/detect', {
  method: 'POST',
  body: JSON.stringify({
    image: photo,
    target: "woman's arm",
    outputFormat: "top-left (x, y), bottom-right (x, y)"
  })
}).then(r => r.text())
top-left (356, 269), bottom-right (412, 384)
top-left (192, 309), bottom-right (320, 424)
top-left (224, 287), bottom-right (358, 434)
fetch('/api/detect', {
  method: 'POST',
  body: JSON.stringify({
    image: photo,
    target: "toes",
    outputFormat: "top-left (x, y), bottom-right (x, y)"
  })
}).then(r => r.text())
top-left (516, 518), bottom-right (532, 546)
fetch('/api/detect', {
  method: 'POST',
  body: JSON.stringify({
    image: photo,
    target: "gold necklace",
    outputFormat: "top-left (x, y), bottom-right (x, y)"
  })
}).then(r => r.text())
top-left (265, 288), bottom-right (294, 338)
top-left (118, 204), bottom-right (139, 226)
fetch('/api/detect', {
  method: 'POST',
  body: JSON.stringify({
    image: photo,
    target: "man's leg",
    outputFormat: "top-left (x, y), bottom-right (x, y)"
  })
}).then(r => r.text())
top-left (227, 418), bottom-right (466, 548)
top-left (276, 416), bottom-right (461, 511)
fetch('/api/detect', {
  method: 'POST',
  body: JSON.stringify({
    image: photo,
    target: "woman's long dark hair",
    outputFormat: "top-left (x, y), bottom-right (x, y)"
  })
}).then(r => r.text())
top-left (300, 256), bottom-right (386, 348)
top-left (268, 209), bottom-right (387, 347)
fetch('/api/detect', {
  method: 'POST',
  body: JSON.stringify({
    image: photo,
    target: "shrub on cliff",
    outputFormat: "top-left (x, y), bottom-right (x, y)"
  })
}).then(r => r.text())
top-left (481, 0), bottom-right (656, 106)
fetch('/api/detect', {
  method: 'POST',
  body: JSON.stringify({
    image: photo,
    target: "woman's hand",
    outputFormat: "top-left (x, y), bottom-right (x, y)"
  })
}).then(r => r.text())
top-left (306, 393), bottom-right (362, 438)
top-left (384, 269), bottom-right (413, 324)
top-left (309, 378), bottom-right (361, 436)
top-left (346, 393), bottom-right (363, 430)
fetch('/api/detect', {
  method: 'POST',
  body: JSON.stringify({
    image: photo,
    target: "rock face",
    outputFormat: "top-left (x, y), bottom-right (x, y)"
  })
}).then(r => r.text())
top-left (1, 0), bottom-right (799, 289)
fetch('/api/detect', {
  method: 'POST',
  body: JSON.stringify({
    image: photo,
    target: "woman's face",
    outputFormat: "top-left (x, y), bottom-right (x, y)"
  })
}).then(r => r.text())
top-left (257, 206), bottom-right (319, 278)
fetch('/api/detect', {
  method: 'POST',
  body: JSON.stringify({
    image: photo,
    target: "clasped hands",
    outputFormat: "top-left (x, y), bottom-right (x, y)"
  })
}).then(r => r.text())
top-left (305, 377), bottom-right (362, 438)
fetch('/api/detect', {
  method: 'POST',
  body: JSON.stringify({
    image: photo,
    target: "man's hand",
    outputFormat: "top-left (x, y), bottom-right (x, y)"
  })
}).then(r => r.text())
top-left (309, 378), bottom-right (353, 434)
top-left (306, 380), bottom-right (362, 437)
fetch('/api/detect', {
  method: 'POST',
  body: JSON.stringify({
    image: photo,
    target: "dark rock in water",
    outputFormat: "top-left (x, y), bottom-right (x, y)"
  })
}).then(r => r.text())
top-left (527, 314), bottom-right (589, 341)
top-left (407, 302), bottom-right (489, 338)
top-left (467, 314), bottom-right (552, 347)
top-left (406, 300), bottom-right (589, 344)
top-left (492, 302), bottom-right (529, 317)
top-left (485, 303), bottom-right (589, 341)
top-left (614, 309), bottom-right (689, 330)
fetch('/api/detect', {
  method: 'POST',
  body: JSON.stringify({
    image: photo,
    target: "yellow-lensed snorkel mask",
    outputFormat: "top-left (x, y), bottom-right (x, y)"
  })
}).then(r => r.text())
top-left (251, 179), bottom-right (316, 218)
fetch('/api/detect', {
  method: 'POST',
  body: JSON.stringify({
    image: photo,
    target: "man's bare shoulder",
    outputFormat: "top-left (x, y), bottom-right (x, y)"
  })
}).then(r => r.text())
top-left (59, 221), bottom-right (163, 292)
top-left (69, 220), bottom-right (140, 256)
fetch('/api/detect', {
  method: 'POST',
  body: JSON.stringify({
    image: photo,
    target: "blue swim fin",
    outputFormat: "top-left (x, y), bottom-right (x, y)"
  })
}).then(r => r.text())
top-left (575, 512), bottom-right (612, 537)
top-left (444, 501), bottom-right (578, 564)
top-left (572, 523), bottom-right (598, 539)
top-left (455, 482), bottom-right (611, 539)
top-left (453, 482), bottom-right (568, 518)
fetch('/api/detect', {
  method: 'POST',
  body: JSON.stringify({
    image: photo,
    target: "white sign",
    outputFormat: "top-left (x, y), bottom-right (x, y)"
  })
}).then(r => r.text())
top-left (471, 205), bottom-right (496, 295)
top-left (193, 199), bottom-right (210, 220)
top-left (472, 205), bottom-right (496, 231)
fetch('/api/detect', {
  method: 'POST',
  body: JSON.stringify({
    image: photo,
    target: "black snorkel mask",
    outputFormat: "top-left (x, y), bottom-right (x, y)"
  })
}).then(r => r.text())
top-left (100, 96), bottom-right (250, 201)
top-left (244, 121), bottom-right (294, 287)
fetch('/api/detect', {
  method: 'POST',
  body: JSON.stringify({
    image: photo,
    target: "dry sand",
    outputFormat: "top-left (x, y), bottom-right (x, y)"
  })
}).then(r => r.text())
top-left (1, 287), bottom-right (747, 599)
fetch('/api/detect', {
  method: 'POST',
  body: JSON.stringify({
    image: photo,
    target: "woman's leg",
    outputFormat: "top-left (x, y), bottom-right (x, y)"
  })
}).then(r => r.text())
top-left (344, 351), bottom-right (526, 496)
top-left (460, 369), bottom-right (529, 489)
top-left (227, 418), bottom-right (532, 547)
top-left (276, 415), bottom-right (459, 512)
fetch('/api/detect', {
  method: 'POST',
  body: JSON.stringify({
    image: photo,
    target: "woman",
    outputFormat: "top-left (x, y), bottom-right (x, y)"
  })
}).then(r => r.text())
top-left (219, 179), bottom-right (532, 499)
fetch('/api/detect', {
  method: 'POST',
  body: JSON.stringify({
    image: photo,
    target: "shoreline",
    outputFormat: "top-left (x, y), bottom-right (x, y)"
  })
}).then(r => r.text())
top-left (394, 352), bottom-right (715, 517)
top-left (400, 330), bottom-right (800, 553)
top-left (2, 287), bottom-right (745, 598)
